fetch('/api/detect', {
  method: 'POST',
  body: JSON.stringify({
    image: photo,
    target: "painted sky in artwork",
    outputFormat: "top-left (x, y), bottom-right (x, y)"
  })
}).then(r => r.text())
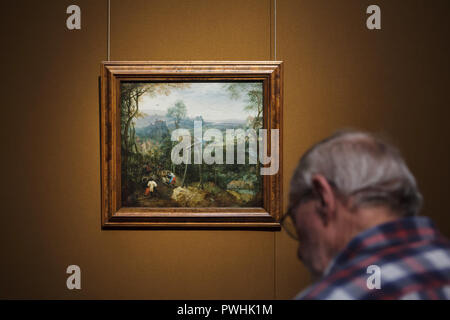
top-left (139, 82), bottom-right (261, 123)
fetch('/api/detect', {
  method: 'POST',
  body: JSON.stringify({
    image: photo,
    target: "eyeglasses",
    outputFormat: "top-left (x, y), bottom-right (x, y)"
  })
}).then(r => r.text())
top-left (281, 180), bottom-right (339, 241)
top-left (281, 189), bottom-right (316, 241)
top-left (280, 204), bottom-right (300, 241)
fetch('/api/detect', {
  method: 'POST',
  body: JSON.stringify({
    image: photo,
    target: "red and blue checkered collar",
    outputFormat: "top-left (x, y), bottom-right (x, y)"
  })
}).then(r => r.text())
top-left (324, 216), bottom-right (439, 276)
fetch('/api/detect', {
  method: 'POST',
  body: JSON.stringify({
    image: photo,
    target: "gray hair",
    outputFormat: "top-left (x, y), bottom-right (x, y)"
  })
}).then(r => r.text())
top-left (289, 130), bottom-right (423, 216)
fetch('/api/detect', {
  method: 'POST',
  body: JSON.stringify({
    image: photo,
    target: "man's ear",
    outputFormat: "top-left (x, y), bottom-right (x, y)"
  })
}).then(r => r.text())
top-left (311, 174), bottom-right (337, 223)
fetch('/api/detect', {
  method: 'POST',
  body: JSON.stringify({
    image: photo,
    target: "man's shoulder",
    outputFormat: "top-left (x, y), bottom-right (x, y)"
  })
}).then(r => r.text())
top-left (298, 236), bottom-right (450, 300)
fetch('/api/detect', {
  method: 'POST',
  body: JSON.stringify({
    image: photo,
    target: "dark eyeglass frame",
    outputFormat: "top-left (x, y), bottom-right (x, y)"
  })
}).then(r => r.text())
top-left (280, 189), bottom-right (315, 241)
top-left (281, 180), bottom-right (338, 241)
top-left (281, 178), bottom-right (407, 240)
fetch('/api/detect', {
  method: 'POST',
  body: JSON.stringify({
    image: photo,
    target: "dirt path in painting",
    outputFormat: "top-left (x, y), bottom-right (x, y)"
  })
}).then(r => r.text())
top-left (135, 197), bottom-right (179, 207)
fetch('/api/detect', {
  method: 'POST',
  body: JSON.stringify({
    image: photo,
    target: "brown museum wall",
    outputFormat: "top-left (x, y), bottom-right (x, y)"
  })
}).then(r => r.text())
top-left (1, 0), bottom-right (449, 299)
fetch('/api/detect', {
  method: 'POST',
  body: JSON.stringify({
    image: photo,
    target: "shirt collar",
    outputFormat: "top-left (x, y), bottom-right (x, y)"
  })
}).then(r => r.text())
top-left (294, 216), bottom-right (439, 299)
top-left (325, 216), bottom-right (438, 275)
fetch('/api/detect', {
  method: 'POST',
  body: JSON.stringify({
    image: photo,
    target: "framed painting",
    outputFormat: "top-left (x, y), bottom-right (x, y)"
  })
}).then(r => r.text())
top-left (100, 61), bottom-right (283, 228)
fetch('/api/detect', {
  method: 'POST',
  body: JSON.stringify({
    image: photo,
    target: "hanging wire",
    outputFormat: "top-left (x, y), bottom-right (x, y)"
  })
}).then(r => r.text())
top-left (272, 0), bottom-right (278, 300)
top-left (274, 0), bottom-right (277, 60)
top-left (105, 0), bottom-right (280, 298)
top-left (107, 0), bottom-right (111, 61)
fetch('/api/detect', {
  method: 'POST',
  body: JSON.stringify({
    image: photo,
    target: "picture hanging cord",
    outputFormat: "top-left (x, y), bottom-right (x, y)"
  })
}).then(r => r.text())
top-left (274, 0), bottom-right (277, 60)
top-left (105, 0), bottom-right (278, 298)
top-left (272, 0), bottom-right (278, 300)
top-left (107, 0), bottom-right (111, 61)
top-left (106, 0), bottom-right (276, 62)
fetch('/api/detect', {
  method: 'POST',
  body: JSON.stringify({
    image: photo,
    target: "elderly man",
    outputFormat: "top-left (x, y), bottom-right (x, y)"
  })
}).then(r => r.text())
top-left (284, 130), bottom-right (450, 299)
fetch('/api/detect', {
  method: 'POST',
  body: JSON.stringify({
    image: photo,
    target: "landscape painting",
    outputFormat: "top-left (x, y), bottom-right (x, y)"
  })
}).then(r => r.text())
top-left (120, 81), bottom-right (264, 208)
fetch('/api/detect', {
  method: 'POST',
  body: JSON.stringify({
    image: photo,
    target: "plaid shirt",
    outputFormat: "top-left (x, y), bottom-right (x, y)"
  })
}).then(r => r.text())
top-left (296, 216), bottom-right (450, 300)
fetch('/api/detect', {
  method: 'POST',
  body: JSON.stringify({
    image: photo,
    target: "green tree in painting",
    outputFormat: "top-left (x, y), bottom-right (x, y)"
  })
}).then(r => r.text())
top-left (167, 100), bottom-right (189, 185)
top-left (121, 83), bottom-right (148, 197)
top-left (224, 82), bottom-right (263, 182)
top-left (166, 100), bottom-right (187, 129)
top-left (121, 83), bottom-right (190, 203)
top-left (224, 83), bottom-right (263, 130)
